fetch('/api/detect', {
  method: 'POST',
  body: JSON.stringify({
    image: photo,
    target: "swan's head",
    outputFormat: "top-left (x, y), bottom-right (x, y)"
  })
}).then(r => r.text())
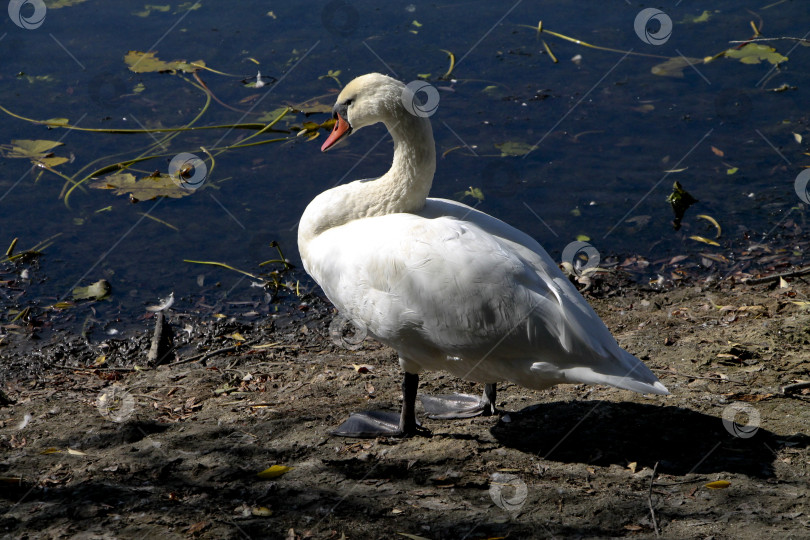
top-left (321, 73), bottom-right (405, 152)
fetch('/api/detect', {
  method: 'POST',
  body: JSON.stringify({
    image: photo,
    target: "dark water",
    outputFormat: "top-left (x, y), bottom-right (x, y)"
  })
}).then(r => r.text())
top-left (0, 1), bottom-right (807, 336)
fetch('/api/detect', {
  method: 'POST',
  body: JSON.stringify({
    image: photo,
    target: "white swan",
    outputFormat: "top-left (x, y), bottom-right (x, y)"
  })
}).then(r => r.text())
top-left (298, 73), bottom-right (668, 437)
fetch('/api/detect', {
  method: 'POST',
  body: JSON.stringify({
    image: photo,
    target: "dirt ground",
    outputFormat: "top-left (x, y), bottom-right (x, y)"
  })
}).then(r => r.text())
top-left (1, 265), bottom-right (809, 539)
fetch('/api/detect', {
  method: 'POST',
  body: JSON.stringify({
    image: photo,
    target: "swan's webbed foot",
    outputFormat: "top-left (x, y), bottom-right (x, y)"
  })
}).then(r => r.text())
top-left (420, 383), bottom-right (497, 419)
top-left (331, 410), bottom-right (430, 438)
top-left (331, 372), bottom-right (431, 438)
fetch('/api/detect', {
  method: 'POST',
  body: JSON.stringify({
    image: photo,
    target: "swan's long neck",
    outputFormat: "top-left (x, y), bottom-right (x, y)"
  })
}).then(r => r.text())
top-left (298, 111), bottom-right (436, 258)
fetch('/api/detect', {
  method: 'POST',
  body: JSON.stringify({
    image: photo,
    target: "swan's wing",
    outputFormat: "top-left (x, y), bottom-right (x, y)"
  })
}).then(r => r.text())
top-left (305, 205), bottom-right (667, 394)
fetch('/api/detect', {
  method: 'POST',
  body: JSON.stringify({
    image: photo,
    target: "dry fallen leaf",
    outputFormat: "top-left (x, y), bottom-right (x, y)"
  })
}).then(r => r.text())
top-left (251, 506), bottom-right (273, 517)
top-left (711, 146), bottom-right (724, 157)
top-left (627, 461), bottom-right (638, 473)
top-left (705, 480), bottom-right (731, 489)
top-left (352, 363), bottom-right (374, 373)
top-left (186, 521), bottom-right (210, 535)
top-left (690, 235), bottom-right (721, 247)
top-left (257, 465), bottom-right (293, 479)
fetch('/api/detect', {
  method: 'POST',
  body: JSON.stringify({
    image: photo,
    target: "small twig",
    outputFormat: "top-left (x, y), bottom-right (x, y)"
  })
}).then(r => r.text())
top-left (45, 363), bottom-right (136, 372)
top-left (743, 266), bottom-right (810, 285)
top-left (648, 461), bottom-right (660, 537)
top-left (729, 37), bottom-right (810, 44)
top-left (168, 340), bottom-right (257, 367)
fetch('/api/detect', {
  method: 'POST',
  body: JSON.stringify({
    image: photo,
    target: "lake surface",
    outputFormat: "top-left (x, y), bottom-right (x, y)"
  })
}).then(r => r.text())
top-left (1, 0), bottom-right (807, 337)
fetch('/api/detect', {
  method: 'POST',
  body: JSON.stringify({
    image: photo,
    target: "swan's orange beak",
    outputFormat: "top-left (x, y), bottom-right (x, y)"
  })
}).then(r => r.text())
top-left (321, 113), bottom-right (351, 152)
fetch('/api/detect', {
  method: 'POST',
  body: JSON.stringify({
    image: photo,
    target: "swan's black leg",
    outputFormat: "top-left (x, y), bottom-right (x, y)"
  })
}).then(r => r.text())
top-left (481, 383), bottom-right (497, 416)
top-left (332, 372), bottom-right (430, 438)
top-left (398, 372), bottom-right (418, 434)
top-left (420, 383), bottom-right (498, 419)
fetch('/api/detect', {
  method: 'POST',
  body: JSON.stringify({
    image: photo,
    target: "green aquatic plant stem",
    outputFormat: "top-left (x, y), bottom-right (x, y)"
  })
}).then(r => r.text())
top-left (519, 22), bottom-right (671, 60)
top-left (0, 104), bottom-right (274, 135)
top-left (62, 75), bottom-right (215, 201)
top-left (183, 259), bottom-right (261, 280)
top-left (0, 233), bottom-right (62, 264)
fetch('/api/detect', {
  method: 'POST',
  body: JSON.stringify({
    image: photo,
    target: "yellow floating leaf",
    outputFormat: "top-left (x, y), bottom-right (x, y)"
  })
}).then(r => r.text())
top-left (0, 139), bottom-right (63, 159)
top-left (43, 0), bottom-right (90, 8)
top-left (94, 354), bottom-right (107, 366)
top-left (686, 10), bottom-right (712, 23)
top-left (89, 172), bottom-right (194, 200)
top-left (705, 480), bottom-right (731, 489)
top-left (727, 167), bottom-right (739, 175)
top-left (689, 235), bottom-right (720, 247)
top-left (227, 332), bottom-right (246, 341)
top-left (72, 279), bottom-right (111, 301)
top-left (40, 447), bottom-right (61, 455)
top-left (495, 141), bottom-right (534, 156)
top-left (651, 56), bottom-right (704, 78)
top-left (44, 118), bottom-right (70, 126)
top-left (794, 133), bottom-right (803, 144)
top-left (724, 43), bottom-right (787, 65)
top-left (124, 50), bottom-right (206, 74)
top-left (36, 156), bottom-right (69, 168)
top-left (463, 187), bottom-right (484, 201)
top-left (257, 465), bottom-right (292, 479)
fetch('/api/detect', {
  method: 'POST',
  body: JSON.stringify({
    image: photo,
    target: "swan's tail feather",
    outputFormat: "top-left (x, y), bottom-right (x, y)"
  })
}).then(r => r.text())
top-left (559, 350), bottom-right (670, 395)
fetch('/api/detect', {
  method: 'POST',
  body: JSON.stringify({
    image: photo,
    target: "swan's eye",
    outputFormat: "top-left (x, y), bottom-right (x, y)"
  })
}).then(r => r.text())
top-left (344, 99), bottom-right (354, 107)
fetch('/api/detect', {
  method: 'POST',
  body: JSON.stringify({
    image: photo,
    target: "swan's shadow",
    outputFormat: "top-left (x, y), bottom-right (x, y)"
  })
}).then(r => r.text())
top-left (490, 400), bottom-right (809, 478)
